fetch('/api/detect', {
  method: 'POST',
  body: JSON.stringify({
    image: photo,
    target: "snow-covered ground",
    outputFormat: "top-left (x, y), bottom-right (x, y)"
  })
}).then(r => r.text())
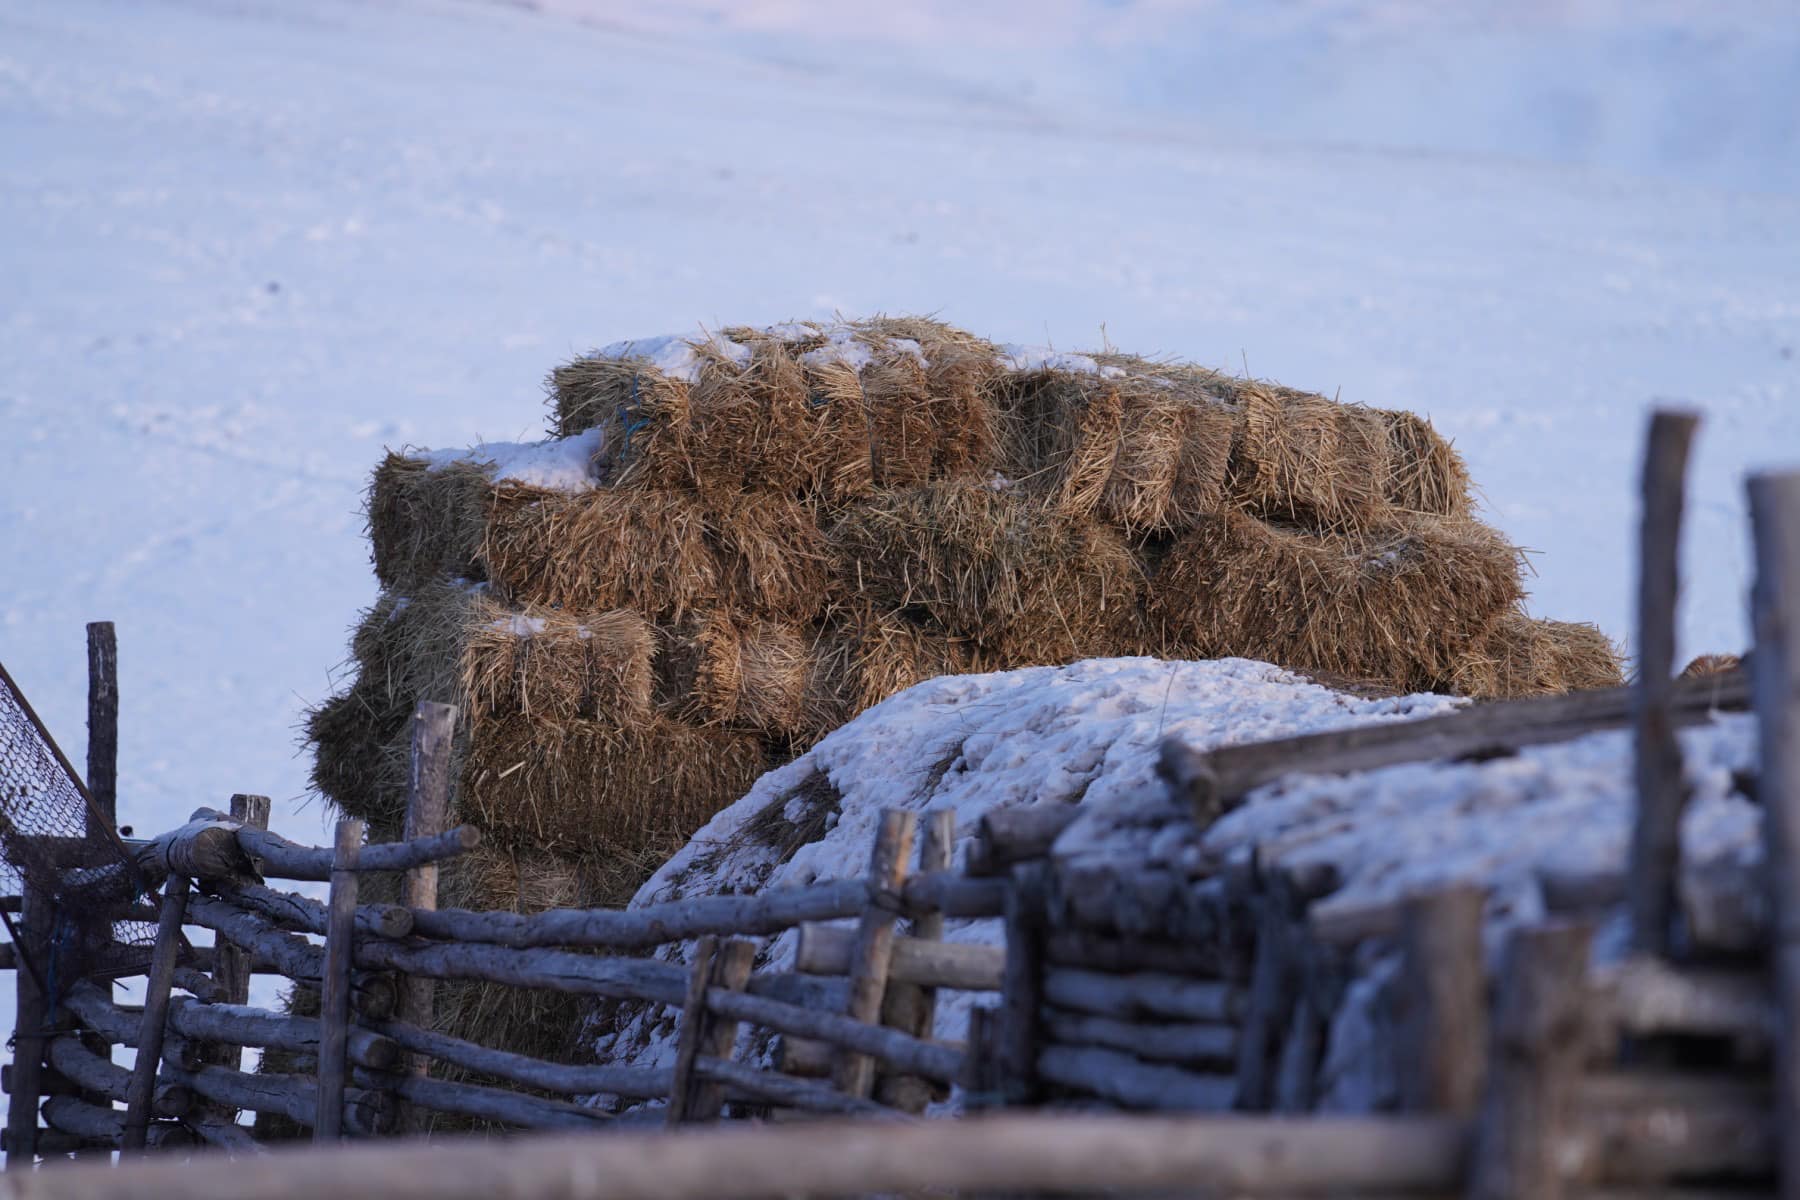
top-left (1, 0), bottom-right (1795, 1058)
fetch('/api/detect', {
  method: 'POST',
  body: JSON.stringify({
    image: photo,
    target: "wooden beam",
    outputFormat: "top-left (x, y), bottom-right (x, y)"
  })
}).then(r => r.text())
top-left (1749, 469), bottom-right (1800, 1200)
top-left (0, 1112), bottom-right (1472, 1200)
top-left (1629, 409), bottom-right (1701, 956)
top-left (1398, 884), bottom-right (1487, 1116)
top-left (966, 806), bottom-right (1078, 877)
top-left (84, 621), bottom-right (118, 831)
top-left (834, 810), bottom-right (916, 1099)
top-left (4, 888), bottom-right (48, 1167)
top-left (1163, 668), bottom-right (1749, 821)
top-left (121, 875), bottom-right (190, 1154)
top-left (396, 700), bottom-right (454, 1135)
top-left (794, 925), bottom-right (1001, 991)
top-left (314, 819), bottom-right (362, 1143)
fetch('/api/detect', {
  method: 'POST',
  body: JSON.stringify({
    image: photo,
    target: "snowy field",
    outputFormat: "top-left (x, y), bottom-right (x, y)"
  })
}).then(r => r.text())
top-left (3, 0), bottom-right (1797, 872)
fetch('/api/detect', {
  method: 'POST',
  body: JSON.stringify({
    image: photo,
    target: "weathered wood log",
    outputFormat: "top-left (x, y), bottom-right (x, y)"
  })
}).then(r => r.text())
top-left (1, 1064), bottom-right (79, 1099)
top-left (1397, 884), bottom-right (1487, 1115)
top-left (184, 896), bottom-right (395, 1016)
top-left (410, 878), bottom-right (871, 949)
top-left (1572, 1070), bottom-right (1773, 1186)
top-left (1471, 921), bottom-right (1592, 1200)
top-left (667, 936), bottom-right (721, 1126)
top-left (226, 882), bottom-right (412, 941)
top-left (796, 926), bottom-right (1002, 991)
top-left (967, 806), bottom-right (1079, 877)
top-left (204, 794), bottom-right (267, 1107)
top-left (396, 701), bottom-right (454, 1135)
top-left (1163, 668), bottom-right (1750, 821)
top-left (692, 939), bottom-right (756, 1122)
top-left (1589, 955), bottom-right (1771, 1047)
top-left (877, 809), bottom-right (957, 1113)
top-left (315, 819), bottom-right (362, 1143)
top-left (0, 1129), bottom-right (94, 1157)
top-left (901, 871), bottom-right (1006, 919)
top-left (352, 1067), bottom-right (610, 1132)
top-left (84, 622), bottom-right (118, 829)
top-left (775, 1037), bottom-right (833, 1080)
top-left (6, 887), bottom-right (49, 1166)
top-left (172, 965), bottom-right (226, 1004)
top-left (1233, 889), bottom-right (1301, 1112)
top-left (702, 989), bottom-right (962, 1085)
top-left (693, 1058), bottom-right (904, 1119)
top-left (1042, 967), bottom-right (1243, 1024)
top-left (837, 810), bottom-right (917, 1100)
top-left (184, 1109), bottom-right (265, 1155)
top-left (1037, 1045), bottom-right (1236, 1111)
top-left (1041, 1008), bottom-right (1238, 1066)
top-left (191, 808), bottom-right (480, 882)
top-left (1271, 982), bottom-right (1325, 1115)
top-left (362, 1017), bottom-right (670, 1100)
top-left (997, 863), bottom-right (1048, 1106)
top-left (1042, 930), bottom-right (1228, 977)
top-left (0, 1111), bottom-right (1472, 1200)
top-left (46, 1038), bottom-right (190, 1117)
top-left (160, 1060), bottom-right (386, 1137)
top-left (1749, 470), bottom-right (1800, 1200)
top-left (123, 873), bottom-right (190, 1153)
top-left (169, 997), bottom-right (398, 1071)
top-left (1629, 409), bottom-right (1699, 957)
top-left (58, 984), bottom-right (201, 1071)
top-left (41, 1096), bottom-right (197, 1150)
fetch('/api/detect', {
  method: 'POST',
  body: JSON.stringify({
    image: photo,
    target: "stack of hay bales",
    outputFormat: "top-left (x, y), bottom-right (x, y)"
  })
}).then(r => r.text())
top-left (304, 316), bottom-right (1620, 1090)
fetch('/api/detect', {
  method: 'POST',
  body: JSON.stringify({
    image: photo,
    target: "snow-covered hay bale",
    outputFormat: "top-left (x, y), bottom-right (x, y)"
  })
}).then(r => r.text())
top-left (1148, 509), bottom-right (1524, 691)
top-left (1450, 611), bottom-right (1624, 699)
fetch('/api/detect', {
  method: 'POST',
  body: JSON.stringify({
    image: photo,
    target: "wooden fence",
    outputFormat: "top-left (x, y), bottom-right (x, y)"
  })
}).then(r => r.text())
top-left (0, 413), bottom-right (1794, 1199)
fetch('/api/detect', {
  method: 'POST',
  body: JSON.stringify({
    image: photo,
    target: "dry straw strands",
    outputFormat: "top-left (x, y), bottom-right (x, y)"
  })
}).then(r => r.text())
top-left (1450, 611), bottom-right (1624, 700)
top-left (368, 454), bottom-right (495, 591)
top-left (1229, 385), bottom-right (1394, 529)
top-left (1149, 509), bottom-right (1526, 692)
top-left (461, 599), bottom-right (655, 724)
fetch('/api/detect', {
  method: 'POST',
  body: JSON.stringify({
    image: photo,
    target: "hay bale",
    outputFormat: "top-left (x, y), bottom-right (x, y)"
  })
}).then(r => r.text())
top-left (1228, 385), bottom-right (1393, 529)
top-left (460, 714), bottom-right (769, 857)
top-left (1451, 612), bottom-right (1625, 699)
top-left (1384, 411), bottom-right (1473, 517)
top-left (461, 597), bottom-right (655, 723)
top-left (998, 369), bottom-right (1236, 533)
top-left (482, 486), bottom-right (718, 621)
top-left (1149, 509), bottom-right (1524, 691)
top-left (827, 481), bottom-right (1144, 655)
top-left (798, 606), bottom-right (984, 737)
top-left (687, 613), bottom-right (812, 736)
top-left (367, 453), bottom-right (494, 590)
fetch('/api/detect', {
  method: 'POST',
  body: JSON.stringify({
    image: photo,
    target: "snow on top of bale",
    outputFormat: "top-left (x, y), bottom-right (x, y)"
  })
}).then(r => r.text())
top-left (418, 425), bottom-right (606, 492)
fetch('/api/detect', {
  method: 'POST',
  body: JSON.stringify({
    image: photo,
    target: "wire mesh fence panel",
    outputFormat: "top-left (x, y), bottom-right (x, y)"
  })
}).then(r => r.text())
top-left (0, 660), bottom-right (157, 983)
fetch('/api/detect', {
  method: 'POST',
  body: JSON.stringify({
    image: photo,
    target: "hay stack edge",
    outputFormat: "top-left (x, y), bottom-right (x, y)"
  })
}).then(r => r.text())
top-left (301, 315), bottom-right (1621, 1094)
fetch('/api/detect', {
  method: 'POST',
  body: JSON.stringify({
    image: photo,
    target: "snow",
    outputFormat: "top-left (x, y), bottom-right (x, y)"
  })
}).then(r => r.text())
top-left (599, 658), bottom-right (1463, 1078)
top-left (996, 345), bottom-right (1126, 378)
top-left (420, 426), bottom-right (606, 492)
top-left (3, 0), bottom-right (1797, 1065)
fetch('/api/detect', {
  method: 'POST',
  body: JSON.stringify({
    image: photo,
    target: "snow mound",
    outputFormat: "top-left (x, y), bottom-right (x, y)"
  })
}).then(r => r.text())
top-left (419, 426), bottom-right (606, 491)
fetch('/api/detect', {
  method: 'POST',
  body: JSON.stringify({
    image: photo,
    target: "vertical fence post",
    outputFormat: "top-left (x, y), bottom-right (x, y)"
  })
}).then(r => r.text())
top-left (121, 875), bottom-right (191, 1154)
top-left (1629, 409), bottom-right (1700, 957)
top-left (84, 622), bottom-right (117, 833)
top-left (1748, 470), bottom-right (1800, 1200)
top-left (4, 886), bottom-right (49, 1167)
top-left (834, 809), bottom-right (917, 1100)
top-left (1399, 884), bottom-right (1488, 1116)
top-left (666, 937), bottom-right (755, 1125)
top-left (997, 861), bottom-right (1048, 1107)
top-left (396, 702), bottom-right (455, 1135)
top-left (1470, 921), bottom-right (1591, 1200)
top-left (878, 809), bottom-right (955, 1112)
top-left (315, 819), bottom-right (363, 1143)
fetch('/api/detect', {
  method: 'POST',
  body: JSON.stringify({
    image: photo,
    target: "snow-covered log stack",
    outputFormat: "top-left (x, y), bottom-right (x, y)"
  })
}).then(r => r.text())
top-left (305, 317), bottom-right (1620, 1071)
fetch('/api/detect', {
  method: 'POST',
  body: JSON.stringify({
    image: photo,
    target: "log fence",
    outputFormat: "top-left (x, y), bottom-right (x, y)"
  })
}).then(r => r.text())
top-left (0, 412), bottom-right (1795, 1198)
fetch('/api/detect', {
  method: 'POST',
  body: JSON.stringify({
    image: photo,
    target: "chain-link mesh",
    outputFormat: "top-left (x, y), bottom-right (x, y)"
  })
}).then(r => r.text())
top-left (0, 661), bottom-right (157, 984)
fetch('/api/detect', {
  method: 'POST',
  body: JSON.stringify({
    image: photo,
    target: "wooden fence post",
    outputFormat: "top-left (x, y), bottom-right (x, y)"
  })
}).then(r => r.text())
top-left (84, 623), bottom-right (117, 832)
top-left (1748, 470), bottom-right (1800, 1200)
top-left (1629, 409), bottom-right (1700, 957)
top-left (314, 819), bottom-right (363, 1143)
top-left (878, 809), bottom-right (954, 1113)
top-left (121, 875), bottom-right (191, 1154)
top-left (1398, 884), bottom-right (1488, 1116)
top-left (208, 795), bottom-right (270, 1067)
top-left (1470, 921), bottom-right (1592, 1200)
top-left (997, 861), bottom-right (1048, 1107)
top-left (666, 938), bottom-right (756, 1125)
top-left (4, 886), bottom-right (50, 1167)
top-left (396, 702), bottom-right (455, 1135)
top-left (834, 810), bottom-right (917, 1100)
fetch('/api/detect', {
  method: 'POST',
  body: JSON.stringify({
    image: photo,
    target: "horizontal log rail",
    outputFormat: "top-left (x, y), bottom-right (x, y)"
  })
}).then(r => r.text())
top-left (1162, 668), bottom-right (1750, 819)
top-left (188, 808), bottom-right (481, 882)
top-left (226, 882), bottom-right (414, 941)
top-left (795, 924), bottom-right (1003, 991)
top-left (350, 1068), bottom-right (613, 1132)
top-left (701, 989), bottom-right (962, 1085)
top-left (0, 1112), bottom-right (1471, 1199)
